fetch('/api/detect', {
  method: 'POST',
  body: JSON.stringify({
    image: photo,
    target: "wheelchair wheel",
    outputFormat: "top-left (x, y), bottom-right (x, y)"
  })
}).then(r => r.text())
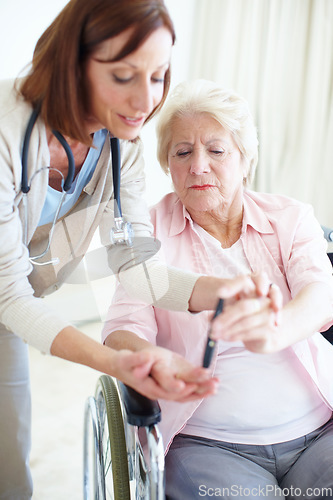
top-left (124, 421), bottom-right (150, 499)
top-left (84, 375), bottom-right (131, 500)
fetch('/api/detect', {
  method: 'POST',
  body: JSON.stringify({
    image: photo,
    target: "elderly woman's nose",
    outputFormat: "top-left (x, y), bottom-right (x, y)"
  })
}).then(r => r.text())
top-left (189, 149), bottom-right (210, 175)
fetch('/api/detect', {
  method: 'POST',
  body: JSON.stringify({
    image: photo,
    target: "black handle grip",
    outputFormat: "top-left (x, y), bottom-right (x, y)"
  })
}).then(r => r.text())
top-left (202, 298), bottom-right (224, 368)
top-left (203, 338), bottom-right (216, 368)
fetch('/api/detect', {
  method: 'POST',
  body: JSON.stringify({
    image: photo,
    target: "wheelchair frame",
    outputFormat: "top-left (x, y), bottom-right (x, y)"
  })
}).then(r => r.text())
top-left (83, 375), bottom-right (165, 500)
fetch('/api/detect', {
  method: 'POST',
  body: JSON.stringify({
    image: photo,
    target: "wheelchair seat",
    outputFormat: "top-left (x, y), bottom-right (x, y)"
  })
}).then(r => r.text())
top-left (83, 375), bottom-right (165, 499)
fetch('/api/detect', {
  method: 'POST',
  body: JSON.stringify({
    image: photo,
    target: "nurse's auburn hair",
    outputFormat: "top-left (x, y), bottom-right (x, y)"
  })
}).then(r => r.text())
top-left (18, 0), bottom-right (175, 145)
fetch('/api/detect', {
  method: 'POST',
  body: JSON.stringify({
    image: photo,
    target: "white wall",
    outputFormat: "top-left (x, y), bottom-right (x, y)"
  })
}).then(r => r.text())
top-left (0, 0), bottom-right (69, 79)
top-left (0, 0), bottom-right (195, 205)
top-left (141, 0), bottom-right (196, 204)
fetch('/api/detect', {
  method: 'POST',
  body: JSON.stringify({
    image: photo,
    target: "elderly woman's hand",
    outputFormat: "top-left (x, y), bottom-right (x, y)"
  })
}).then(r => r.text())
top-left (216, 272), bottom-right (283, 311)
top-left (209, 273), bottom-right (285, 353)
top-left (148, 346), bottom-right (219, 401)
top-left (210, 281), bottom-right (332, 354)
top-left (210, 296), bottom-right (283, 353)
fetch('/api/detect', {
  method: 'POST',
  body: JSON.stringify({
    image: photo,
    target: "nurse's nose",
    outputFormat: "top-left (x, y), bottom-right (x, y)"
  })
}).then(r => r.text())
top-left (130, 80), bottom-right (155, 114)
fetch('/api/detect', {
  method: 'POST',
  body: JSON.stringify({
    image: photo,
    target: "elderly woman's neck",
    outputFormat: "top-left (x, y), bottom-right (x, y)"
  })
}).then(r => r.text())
top-left (189, 206), bottom-right (243, 249)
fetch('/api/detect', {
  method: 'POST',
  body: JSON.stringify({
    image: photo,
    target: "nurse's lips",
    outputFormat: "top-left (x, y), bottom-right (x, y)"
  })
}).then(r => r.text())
top-left (118, 114), bottom-right (145, 127)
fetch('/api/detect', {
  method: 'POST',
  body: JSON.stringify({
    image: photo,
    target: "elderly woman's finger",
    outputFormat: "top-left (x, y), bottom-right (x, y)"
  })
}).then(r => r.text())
top-left (268, 282), bottom-right (283, 317)
top-left (250, 273), bottom-right (283, 313)
top-left (213, 304), bottom-right (277, 343)
top-left (210, 296), bottom-right (271, 338)
top-left (250, 272), bottom-right (272, 297)
top-left (217, 274), bottom-right (256, 299)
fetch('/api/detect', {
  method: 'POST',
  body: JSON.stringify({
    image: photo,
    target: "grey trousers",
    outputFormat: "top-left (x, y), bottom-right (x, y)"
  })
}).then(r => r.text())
top-left (165, 417), bottom-right (333, 499)
top-left (0, 326), bottom-right (33, 500)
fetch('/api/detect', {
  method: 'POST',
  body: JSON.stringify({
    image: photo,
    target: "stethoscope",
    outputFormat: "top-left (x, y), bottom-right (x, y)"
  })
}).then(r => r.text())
top-left (21, 109), bottom-right (133, 266)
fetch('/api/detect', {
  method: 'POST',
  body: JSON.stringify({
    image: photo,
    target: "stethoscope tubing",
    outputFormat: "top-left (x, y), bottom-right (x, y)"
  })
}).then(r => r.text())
top-left (21, 109), bottom-right (128, 264)
top-left (21, 110), bottom-right (122, 209)
top-left (51, 130), bottom-right (76, 192)
top-left (21, 108), bottom-right (40, 194)
top-left (21, 108), bottom-right (76, 194)
top-left (110, 136), bottom-right (122, 218)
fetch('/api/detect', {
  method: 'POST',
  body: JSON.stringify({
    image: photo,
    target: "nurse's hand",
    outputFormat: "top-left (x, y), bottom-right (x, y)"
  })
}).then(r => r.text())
top-left (110, 347), bottom-right (218, 402)
top-left (190, 272), bottom-right (282, 314)
top-left (51, 326), bottom-right (217, 402)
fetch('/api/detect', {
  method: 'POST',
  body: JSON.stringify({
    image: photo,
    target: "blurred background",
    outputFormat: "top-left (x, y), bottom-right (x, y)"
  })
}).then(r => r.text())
top-left (0, 0), bottom-right (332, 498)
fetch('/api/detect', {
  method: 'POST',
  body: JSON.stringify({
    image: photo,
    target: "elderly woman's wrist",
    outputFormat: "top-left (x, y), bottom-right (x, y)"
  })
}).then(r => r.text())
top-left (189, 276), bottom-right (222, 312)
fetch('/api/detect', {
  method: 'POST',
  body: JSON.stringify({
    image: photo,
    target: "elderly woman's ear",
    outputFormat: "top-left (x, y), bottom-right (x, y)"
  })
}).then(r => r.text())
top-left (242, 160), bottom-right (250, 185)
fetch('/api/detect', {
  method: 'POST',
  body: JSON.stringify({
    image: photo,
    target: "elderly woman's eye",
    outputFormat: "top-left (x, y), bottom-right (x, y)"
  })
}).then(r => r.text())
top-left (176, 150), bottom-right (190, 157)
top-left (210, 149), bottom-right (225, 155)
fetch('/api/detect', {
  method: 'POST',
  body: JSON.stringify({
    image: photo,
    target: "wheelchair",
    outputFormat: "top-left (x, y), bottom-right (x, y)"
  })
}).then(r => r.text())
top-left (83, 375), bottom-right (165, 500)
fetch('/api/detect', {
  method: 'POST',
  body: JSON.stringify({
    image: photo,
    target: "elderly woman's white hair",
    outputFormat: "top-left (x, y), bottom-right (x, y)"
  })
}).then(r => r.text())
top-left (156, 79), bottom-right (259, 186)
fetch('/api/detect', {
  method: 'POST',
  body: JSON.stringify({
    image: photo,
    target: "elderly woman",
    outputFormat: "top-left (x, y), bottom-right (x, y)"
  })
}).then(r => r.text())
top-left (103, 80), bottom-right (333, 499)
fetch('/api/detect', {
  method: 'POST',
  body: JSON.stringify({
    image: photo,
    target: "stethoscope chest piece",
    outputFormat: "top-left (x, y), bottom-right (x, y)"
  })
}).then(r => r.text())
top-left (110, 217), bottom-right (134, 247)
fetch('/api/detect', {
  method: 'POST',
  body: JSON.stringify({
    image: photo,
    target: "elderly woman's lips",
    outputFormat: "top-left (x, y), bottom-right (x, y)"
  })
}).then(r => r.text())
top-left (190, 184), bottom-right (215, 190)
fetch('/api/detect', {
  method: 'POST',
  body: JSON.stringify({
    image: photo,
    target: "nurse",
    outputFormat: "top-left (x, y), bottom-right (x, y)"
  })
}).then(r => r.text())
top-left (0, 1), bottom-right (274, 497)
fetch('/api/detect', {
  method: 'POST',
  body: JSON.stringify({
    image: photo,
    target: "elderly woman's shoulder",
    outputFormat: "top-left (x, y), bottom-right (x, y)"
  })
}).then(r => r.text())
top-left (149, 192), bottom-right (180, 218)
top-left (245, 189), bottom-right (312, 212)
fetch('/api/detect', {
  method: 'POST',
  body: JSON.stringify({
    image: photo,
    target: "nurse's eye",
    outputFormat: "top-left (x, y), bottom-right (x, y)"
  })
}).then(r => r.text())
top-left (151, 77), bottom-right (165, 84)
top-left (151, 73), bottom-right (166, 84)
top-left (112, 74), bottom-right (133, 84)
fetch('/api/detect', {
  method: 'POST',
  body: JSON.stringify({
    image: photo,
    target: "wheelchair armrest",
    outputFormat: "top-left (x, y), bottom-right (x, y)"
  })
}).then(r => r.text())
top-left (118, 382), bottom-right (162, 427)
top-left (321, 324), bottom-right (333, 345)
